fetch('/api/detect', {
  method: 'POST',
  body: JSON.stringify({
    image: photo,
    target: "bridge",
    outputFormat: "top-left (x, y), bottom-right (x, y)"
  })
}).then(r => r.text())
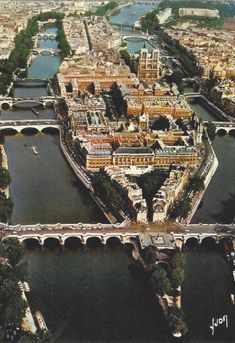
top-left (0, 222), bottom-right (137, 246)
top-left (0, 96), bottom-right (58, 110)
top-left (204, 121), bottom-right (235, 135)
top-left (122, 34), bottom-right (155, 41)
top-left (31, 48), bottom-right (61, 55)
top-left (184, 92), bottom-right (201, 98)
top-left (0, 221), bottom-right (234, 249)
top-left (0, 119), bottom-right (61, 134)
top-left (37, 32), bottom-right (57, 40)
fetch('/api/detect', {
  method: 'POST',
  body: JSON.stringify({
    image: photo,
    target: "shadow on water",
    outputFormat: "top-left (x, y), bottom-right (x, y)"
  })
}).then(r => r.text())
top-left (211, 192), bottom-right (235, 224)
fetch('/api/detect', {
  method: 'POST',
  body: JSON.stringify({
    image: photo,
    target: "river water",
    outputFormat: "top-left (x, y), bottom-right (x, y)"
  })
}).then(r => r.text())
top-left (3, 5), bottom-right (234, 343)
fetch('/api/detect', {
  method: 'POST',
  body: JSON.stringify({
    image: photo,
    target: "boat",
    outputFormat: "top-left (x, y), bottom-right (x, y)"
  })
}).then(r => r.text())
top-left (35, 311), bottom-right (48, 331)
top-left (32, 108), bottom-right (39, 116)
top-left (31, 145), bottom-right (38, 155)
top-left (23, 281), bottom-right (30, 292)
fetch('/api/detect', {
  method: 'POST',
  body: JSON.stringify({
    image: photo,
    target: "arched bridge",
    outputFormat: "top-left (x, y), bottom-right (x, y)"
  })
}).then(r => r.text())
top-left (122, 34), bottom-right (155, 42)
top-left (204, 121), bottom-right (235, 135)
top-left (37, 32), bottom-right (57, 40)
top-left (0, 119), bottom-right (61, 134)
top-left (0, 96), bottom-right (58, 110)
top-left (0, 222), bottom-right (138, 246)
top-left (31, 48), bottom-right (61, 55)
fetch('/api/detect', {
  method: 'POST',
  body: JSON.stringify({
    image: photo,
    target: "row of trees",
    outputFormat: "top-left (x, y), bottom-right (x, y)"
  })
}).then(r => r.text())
top-left (137, 169), bottom-right (168, 219)
top-left (0, 238), bottom-right (54, 342)
top-left (0, 11), bottom-right (70, 95)
top-left (141, 9), bottom-right (159, 31)
top-left (0, 18), bottom-right (38, 94)
top-left (0, 149), bottom-right (13, 223)
top-left (92, 170), bottom-right (132, 218)
top-left (145, 247), bottom-right (188, 335)
top-left (0, 238), bottom-right (27, 341)
top-left (96, 1), bottom-right (118, 16)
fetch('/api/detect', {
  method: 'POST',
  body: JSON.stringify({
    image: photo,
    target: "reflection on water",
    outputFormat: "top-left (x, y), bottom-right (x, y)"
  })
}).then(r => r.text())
top-left (25, 247), bottom-right (169, 343)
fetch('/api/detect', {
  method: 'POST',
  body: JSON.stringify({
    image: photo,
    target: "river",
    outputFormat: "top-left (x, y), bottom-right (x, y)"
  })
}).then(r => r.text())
top-left (3, 5), bottom-right (235, 343)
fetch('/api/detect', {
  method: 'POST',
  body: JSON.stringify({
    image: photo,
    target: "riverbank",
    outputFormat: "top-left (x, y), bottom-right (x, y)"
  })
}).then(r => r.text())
top-left (186, 135), bottom-right (219, 224)
top-left (0, 145), bottom-right (10, 198)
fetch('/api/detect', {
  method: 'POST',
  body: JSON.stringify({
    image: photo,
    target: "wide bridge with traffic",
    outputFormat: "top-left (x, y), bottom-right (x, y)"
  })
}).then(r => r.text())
top-left (0, 222), bottom-right (234, 249)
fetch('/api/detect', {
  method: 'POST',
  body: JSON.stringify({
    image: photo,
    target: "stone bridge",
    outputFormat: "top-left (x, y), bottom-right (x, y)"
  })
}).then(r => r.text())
top-left (0, 222), bottom-right (137, 246)
top-left (0, 119), bottom-right (61, 134)
top-left (37, 32), bottom-right (57, 40)
top-left (0, 96), bottom-right (58, 110)
top-left (184, 92), bottom-right (201, 98)
top-left (204, 121), bottom-right (235, 135)
top-left (31, 48), bottom-right (61, 55)
top-left (122, 34), bottom-right (155, 41)
top-left (1, 221), bottom-right (234, 249)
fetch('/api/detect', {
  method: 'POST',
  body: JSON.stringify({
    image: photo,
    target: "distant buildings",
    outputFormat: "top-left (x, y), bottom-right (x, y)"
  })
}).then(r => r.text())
top-left (163, 23), bottom-right (235, 80)
top-left (178, 8), bottom-right (220, 18)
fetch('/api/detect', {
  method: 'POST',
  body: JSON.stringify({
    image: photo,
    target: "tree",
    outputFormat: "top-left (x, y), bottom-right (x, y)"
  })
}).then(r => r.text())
top-left (171, 196), bottom-right (191, 219)
top-left (171, 267), bottom-right (184, 288)
top-left (168, 306), bottom-right (188, 336)
top-left (150, 265), bottom-right (171, 295)
top-left (0, 167), bottom-right (11, 188)
top-left (152, 116), bottom-right (170, 131)
top-left (0, 238), bottom-right (25, 266)
top-left (145, 246), bottom-right (157, 266)
top-left (188, 176), bottom-right (204, 192)
top-left (0, 192), bottom-right (13, 223)
top-left (206, 121), bottom-right (216, 140)
top-left (171, 252), bottom-right (185, 268)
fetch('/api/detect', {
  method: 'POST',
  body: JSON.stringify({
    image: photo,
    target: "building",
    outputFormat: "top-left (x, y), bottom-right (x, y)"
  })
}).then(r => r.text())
top-left (178, 8), bottom-right (220, 18)
top-left (104, 166), bottom-right (148, 223)
top-left (153, 166), bottom-right (189, 222)
top-left (137, 47), bottom-right (160, 82)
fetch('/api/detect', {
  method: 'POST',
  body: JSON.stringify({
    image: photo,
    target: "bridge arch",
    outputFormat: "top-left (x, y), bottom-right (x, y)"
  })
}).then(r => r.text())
top-left (105, 236), bottom-right (122, 246)
top-left (41, 126), bottom-right (60, 134)
top-left (43, 237), bottom-right (61, 248)
top-left (200, 236), bottom-right (217, 249)
top-left (86, 236), bottom-right (103, 248)
top-left (0, 128), bottom-right (19, 135)
top-left (0, 102), bottom-right (11, 110)
top-left (228, 129), bottom-right (235, 137)
top-left (216, 128), bottom-right (227, 136)
top-left (64, 236), bottom-right (84, 248)
top-left (20, 127), bottom-right (39, 135)
top-left (184, 237), bottom-right (199, 249)
top-left (23, 238), bottom-right (41, 249)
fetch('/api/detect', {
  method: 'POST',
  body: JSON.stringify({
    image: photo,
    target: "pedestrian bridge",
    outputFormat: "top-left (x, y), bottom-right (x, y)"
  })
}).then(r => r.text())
top-left (31, 48), bottom-right (61, 55)
top-left (0, 119), bottom-right (61, 134)
top-left (0, 96), bottom-right (58, 110)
